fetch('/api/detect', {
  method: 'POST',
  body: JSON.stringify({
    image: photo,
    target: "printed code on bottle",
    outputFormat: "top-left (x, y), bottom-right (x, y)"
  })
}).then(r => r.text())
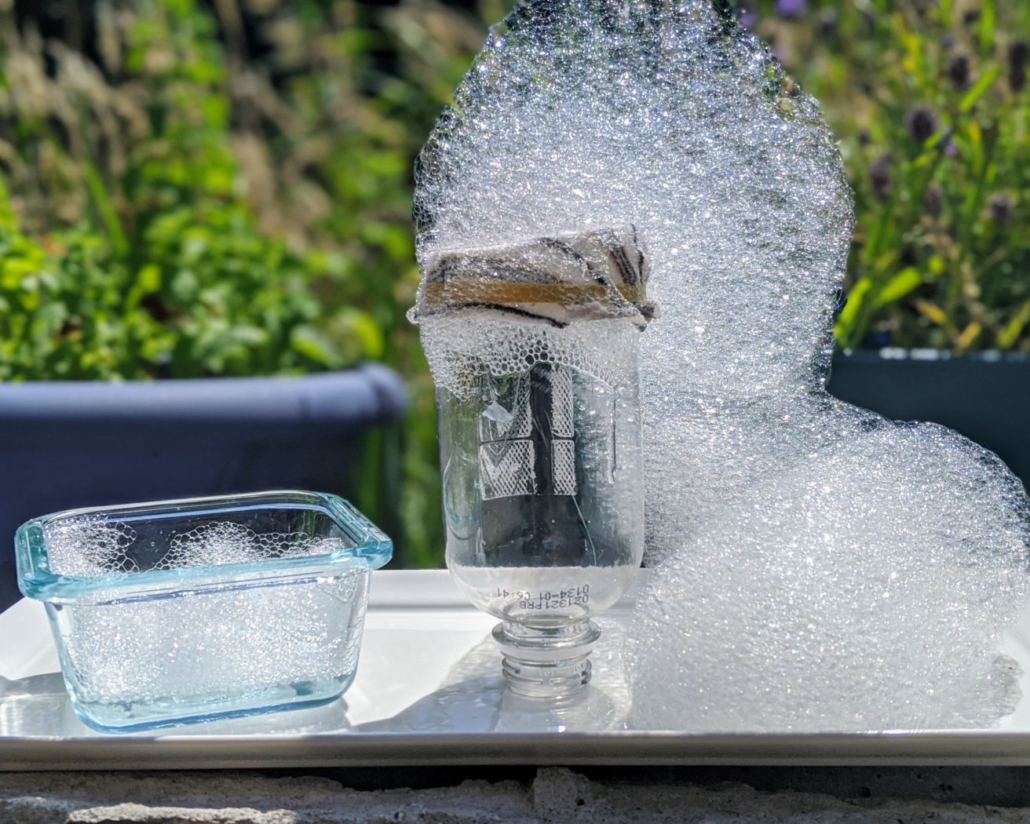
top-left (494, 584), bottom-right (590, 610)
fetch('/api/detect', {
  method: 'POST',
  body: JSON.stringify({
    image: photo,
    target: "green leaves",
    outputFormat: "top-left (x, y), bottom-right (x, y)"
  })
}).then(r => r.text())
top-left (959, 66), bottom-right (1000, 114)
top-left (0, 0), bottom-right (410, 383)
top-left (762, 0), bottom-right (1030, 354)
top-left (0, 0), bottom-right (509, 562)
top-left (876, 268), bottom-right (924, 307)
top-left (0, 185), bottom-right (384, 380)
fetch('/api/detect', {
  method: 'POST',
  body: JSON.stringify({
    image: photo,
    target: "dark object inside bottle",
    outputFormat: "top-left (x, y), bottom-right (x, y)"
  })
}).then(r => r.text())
top-left (481, 362), bottom-right (590, 566)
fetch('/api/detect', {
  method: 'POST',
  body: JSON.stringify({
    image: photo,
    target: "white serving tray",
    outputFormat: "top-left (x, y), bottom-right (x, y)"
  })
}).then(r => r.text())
top-left (4, 569), bottom-right (1030, 770)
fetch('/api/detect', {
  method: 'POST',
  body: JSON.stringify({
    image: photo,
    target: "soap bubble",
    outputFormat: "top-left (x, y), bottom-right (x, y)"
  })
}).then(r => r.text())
top-left (630, 419), bottom-right (1028, 731)
top-left (44, 517), bottom-right (347, 576)
top-left (414, 0), bottom-right (1030, 730)
top-left (41, 518), bottom-right (361, 714)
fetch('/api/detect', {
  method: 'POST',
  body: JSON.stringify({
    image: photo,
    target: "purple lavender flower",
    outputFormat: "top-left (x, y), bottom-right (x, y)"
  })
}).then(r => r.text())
top-left (775, 0), bottom-right (808, 20)
top-left (1010, 41), bottom-right (1028, 93)
top-left (988, 193), bottom-right (1014, 225)
top-left (948, 54), bottom-right (970, 91)
top-left (906, 105), bottom-right (939, 144)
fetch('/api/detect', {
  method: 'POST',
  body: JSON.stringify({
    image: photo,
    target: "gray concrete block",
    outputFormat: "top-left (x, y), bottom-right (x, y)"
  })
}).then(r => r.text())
top-left (5, 768), bottom-right (1030, 824)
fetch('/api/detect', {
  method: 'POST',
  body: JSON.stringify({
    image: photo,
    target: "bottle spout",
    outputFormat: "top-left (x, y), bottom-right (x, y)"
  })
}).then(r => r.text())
top-left (493, 619), bottom-right (602, 700)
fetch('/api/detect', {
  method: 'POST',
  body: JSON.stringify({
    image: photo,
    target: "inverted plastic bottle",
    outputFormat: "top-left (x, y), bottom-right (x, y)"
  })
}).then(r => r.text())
top-left (410, 226), bottom-right (655, 700)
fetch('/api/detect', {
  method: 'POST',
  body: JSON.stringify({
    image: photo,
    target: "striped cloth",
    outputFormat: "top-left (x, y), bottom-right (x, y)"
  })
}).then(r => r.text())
top-left (411, 226), bottom-right (657, 328)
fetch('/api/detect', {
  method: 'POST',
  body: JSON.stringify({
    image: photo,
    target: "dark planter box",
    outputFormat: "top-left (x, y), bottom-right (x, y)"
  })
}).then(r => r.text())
top-left (0, 365), bottom-right (406, 610)
top-left (828, 350), bottom-right (1030, 492)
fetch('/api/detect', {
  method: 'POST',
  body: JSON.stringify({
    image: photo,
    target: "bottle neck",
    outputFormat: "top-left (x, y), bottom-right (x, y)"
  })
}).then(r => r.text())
top-left (493, 620), bottom-right (602, 700)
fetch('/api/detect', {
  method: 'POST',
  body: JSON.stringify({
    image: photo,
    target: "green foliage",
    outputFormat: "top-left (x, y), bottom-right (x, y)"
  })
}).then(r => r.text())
top-left (0, 190), bottom-right (375, 379)
top-left (7, 0), bottom-right (1025, 568)
top-left (0, 0), bottom-right (385, 379)
top-left (748, 0), bottom-right (1030, 353)
top-left (0, 0), bottom-right (501, 566)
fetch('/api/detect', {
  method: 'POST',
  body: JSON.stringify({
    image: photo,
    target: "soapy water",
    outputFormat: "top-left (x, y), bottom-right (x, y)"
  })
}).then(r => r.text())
top-left (40, 517), bottom-right (365, 720)
top-left (56, 573), bottom-right (365, 715)
top-left (415, 0), bottom-right (1030, 730)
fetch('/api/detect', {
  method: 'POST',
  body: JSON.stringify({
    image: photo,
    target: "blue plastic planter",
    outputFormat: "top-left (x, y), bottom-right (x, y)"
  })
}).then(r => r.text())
top-left (0, 365), bottom-right (406, 611)
top-left (828, 350), bottom-right (1030, 492)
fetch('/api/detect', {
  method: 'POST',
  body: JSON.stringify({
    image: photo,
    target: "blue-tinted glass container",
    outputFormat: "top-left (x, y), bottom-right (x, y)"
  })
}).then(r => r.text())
top-left (15, 491), bottom-right (392, 733)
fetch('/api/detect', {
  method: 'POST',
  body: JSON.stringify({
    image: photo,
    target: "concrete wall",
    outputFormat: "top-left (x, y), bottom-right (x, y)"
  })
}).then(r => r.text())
top-left (6, 767), bottom-right (1030, 823)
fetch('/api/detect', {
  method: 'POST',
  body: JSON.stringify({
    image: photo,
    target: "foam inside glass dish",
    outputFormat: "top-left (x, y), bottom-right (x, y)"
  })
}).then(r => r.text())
top-left (15, 490), bottom-right (392, 733)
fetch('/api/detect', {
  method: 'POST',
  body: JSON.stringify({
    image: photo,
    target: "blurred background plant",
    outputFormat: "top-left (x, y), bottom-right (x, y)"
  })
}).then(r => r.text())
top-left (0, 0), bottom-right (1027, 566)
top-left (0, 0), bottom-right (501, 565)
top-left (741, 0), bottom-right (1030, 353)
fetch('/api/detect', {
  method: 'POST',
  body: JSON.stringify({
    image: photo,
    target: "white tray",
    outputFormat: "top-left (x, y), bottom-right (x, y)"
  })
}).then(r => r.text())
top-left (4, 569), bottom-right (1030, 770)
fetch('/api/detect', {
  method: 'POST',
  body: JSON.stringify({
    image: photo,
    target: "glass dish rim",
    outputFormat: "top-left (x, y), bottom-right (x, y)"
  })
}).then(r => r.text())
top-left (15, 490), bottom-right (392, 602)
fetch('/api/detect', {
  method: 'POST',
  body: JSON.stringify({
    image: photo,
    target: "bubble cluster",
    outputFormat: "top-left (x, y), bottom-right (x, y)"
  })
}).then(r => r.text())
top-left (414, 0), bottom-right (1030, 730)
top-left (158, 522), bottom-right (347, 571)
top-left (61, 573), bottom-right (365, 712)
top-left (44, 517), bottom-right (348, 577)
top-left (631, 420), bottom-right (1028, 731)
top-left (419, 313), bottom-right (639, 398)
top-left (42, 515), bottom-right (366, 721)
top-left (45, 516), bottom-right (139, 577)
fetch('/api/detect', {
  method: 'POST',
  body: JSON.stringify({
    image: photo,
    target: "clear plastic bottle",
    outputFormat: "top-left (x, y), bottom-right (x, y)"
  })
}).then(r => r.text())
top-left (437, 326), bottom-right (644, 698)
top-left (412, 227), bottom-right (653, 699)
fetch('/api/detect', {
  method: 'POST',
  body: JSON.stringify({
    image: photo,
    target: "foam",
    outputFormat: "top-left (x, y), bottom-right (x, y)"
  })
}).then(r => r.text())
top-left (413, 0), bottom-right (1030, 730)
top-left (41, 516), bottom-right (361, 710)
top-left (44, 516), bottom-right (348, 577)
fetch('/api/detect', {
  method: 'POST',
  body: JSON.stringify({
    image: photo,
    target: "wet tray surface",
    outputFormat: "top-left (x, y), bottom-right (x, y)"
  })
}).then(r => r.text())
top-left (4, 569), bottom-right (1030, 769)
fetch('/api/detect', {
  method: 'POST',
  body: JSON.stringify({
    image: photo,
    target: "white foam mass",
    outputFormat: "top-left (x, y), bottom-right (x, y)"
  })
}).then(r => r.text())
top-left (414, 0), bottom-right (1030, 730)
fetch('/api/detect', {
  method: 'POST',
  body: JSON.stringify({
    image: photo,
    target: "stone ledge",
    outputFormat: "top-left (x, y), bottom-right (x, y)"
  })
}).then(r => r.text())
top-left (4, 768), bottom-right (1030, 824)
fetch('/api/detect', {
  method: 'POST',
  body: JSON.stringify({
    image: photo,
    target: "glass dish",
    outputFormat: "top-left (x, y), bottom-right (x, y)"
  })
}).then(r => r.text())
top-left (15, 490), bottom-right (392, 733)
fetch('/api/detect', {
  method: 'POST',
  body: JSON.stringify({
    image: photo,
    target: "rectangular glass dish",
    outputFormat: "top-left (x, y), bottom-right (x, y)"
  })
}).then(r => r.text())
top-left (14, 491), bottom-right (392, 733)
